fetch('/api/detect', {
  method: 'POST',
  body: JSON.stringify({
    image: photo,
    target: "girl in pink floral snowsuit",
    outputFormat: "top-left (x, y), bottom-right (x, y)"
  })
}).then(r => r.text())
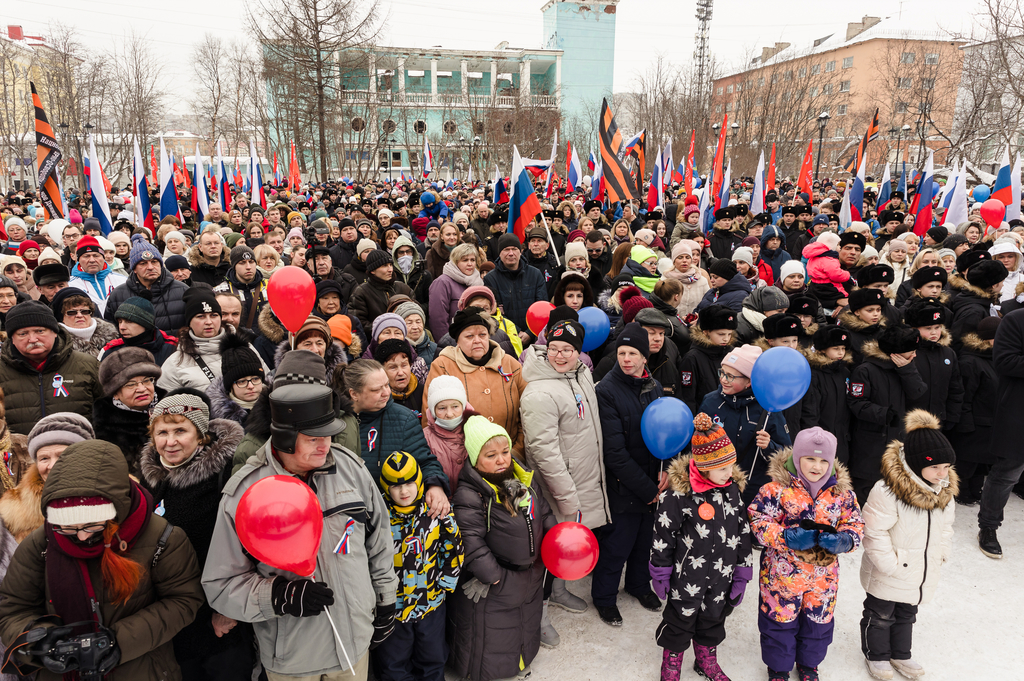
top-left (747, 427), bottom-right (864, 681)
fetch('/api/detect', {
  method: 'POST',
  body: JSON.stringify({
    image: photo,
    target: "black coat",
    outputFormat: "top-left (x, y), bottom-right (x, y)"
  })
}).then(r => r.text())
top-left (99, 328), bottom-right (178, 366)
top-left (949, 332), bottom-right (998, 464)
top-left (906, 330), bottom-right (963, 425)
top-left (679, 325), bottom-right (734, 415)
top-left (93, 394), bottom-right (160, 475)
top-left (594, 342), bottom-right (681, 399)
top-left (525, 252), bottom-right (562, 297)
top-left (214, 269), bottom-right (268, 331)
top-left (484, 261), bottom-right (548, 334)
top-left (779, 221), bottom-right (806, 258)
top-left (837, 309), bottom-right (885, 365)
top-left (847, 340), bottom-right (928, 484)
top-left (949, 278), bottom-right (999, 350)
top-left (708, 227), bottom-right (742, 260)
top-left (801, 349), bottom-right (853, 463)
top-left (596, 362), bottom-right (663, 514)
top-left (104, 269), bottom-right (189, 334)
top-left (990, 308), bottom-right (1024, 465)
top-left (329, 239), bottom-right (358, 271)
top-left (650, 292), bottom-right (691, 357)
top-left (696, 272), bottom-right (751, 313)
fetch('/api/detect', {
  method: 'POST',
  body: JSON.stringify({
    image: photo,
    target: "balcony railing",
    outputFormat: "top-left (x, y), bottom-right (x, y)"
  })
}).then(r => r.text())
top-left (336, 90), bottom-right (557, 108)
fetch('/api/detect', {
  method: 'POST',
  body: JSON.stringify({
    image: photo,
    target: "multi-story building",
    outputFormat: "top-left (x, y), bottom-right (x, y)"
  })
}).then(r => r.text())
top-left (711, 15), bottom-right (964, 178)
top-left (266, 0), bottom-right (617, 182)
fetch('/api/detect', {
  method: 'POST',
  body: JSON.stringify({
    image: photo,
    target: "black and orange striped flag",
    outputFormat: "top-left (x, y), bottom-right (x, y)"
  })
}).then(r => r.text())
top-left (842, 108), bottom-right (880, 173)
top-left (598, 98), bottom-right (639, 204)
top-left (629, 129), bottom-right (647, 197)
top-left (31, 82), bottom-right (65, 220)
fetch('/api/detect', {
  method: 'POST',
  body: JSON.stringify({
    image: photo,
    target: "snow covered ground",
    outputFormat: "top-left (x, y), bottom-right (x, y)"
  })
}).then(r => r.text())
top-left (506, 493), bottom-right (1024, 681)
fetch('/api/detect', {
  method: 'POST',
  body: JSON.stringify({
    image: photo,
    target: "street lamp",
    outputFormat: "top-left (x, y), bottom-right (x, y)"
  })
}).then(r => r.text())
top-left (727, 122), bottom-right (739, 154)
top-left (471, 135), bottom-right (481, 183)
top-left (815, 111), bottom-right (830, 181)
top-left (386, 137), bottom-right (396, 182)
top-left (895, 123), bottom-right (911, 166)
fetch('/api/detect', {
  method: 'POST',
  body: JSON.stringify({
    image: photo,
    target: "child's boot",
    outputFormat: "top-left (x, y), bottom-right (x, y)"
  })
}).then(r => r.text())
top-left (693, 643), bottom-right (730, 681)
top-left (660, 649), bottom-right (684, 681)
top-left (795, 664), bottom-right (819, 681)
top-left (865, 659), bottom-right (894, 680)
top-left (539, 601), bottom-right (559, 648)
top-left (890, 659), bottom-right (925, 678)
top-left (767, 669), bottom-right (790, 681)
top-left (549, 578), bottom-right (588, 613)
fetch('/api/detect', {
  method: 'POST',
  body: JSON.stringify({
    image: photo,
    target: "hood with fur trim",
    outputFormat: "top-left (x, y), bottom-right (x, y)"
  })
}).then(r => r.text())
top-left (838, 308), bottom-right (886, 332)
top-left (804, 347), bottom-right (853, 368)
top-left (959, 332), bottom-right (992, 354)
top-left (667, 454), bottom-right (746, 495)
top-left (206, 376), bottom-right (251, 425)
top-left (880, 439), bottom-right (959, 512)
top-left (186, 241), bottom-right (230, 268)
top-left (139, 418), bottom-right (243, 490)
top-left (689, 324), bottom-right (736, 352)
top-left (950, 276), bottom-right (1000, 302)
top-left (860, 339), bottom-right (894, 365)
top-left (259, 305), bottom-right (362, 358)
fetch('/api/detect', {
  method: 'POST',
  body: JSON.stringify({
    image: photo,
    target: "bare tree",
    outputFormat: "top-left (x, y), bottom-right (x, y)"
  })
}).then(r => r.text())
top-left (103, 32), bottom-right (165, 183)
top-left (189, 34), bottom-right (230, 149)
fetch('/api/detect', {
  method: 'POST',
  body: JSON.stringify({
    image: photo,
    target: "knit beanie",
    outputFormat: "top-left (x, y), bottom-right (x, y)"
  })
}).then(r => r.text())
top-left (564, 241), bottom-right (587, 264)
top-left (547, 319), bottom-right (585, 353)
top-left (393, 301), bottom-right (425, 324)
top-left (230, 244), bottom-right (255, 268)
top-left (722, 344), bottom-right (762, 379)
top-left (463, 415), bottom-right (512, 466)
top-left (129, 233), bottom-right (163, 270)
top-left (46, 494), bottom-right (117, 527)
top-left (327, 315), bottom-right (353, 346)
top-left (977, 316), bottom-right (1001, 340)
top-left (371, 313), bottom-right (407, 341)
top-left (619, 286), bottom-right (653, 324)
top-left (365, 249), bottom-right (392, 274)
top-left (887, 239), bottom-right (909, 254)
top-left (427, 375), bottom-right (468, 416)
top-left (616, 322), bottom-right (650, 359)
top-left (287, 227), bottom-right (306, 244)
top-left (449, 307), bottom-right (492, 339)
top-left (690, 412), bottom-right (737, 472)
top-left (220, 333), bottom-right (265, 388)
top-left (292, 315), bottom-right (332, 348)
top-left (863, 245), bottom-right (879, 260)
top-left (164, 231), bottom-right (187, 249)
top-left (779, 260), bottom-right (805, 281)
top-left (546, 305), bottom-right (580, 334)
top-left (902, 410), bottom-right (956, 481)
top-left (708, 259), bottom-right (738, 281)
top-left (379, 451), bottom-right (423, 513)
top-left (817, 232), bottom-right (841, 251)
top-left (182, 287), bottom-right (221, 324)
top-left (315, 279), bottom-right (344, 302)
top-left (356, 238), bottom-right (377, 257)
top-left (566, 229), bottom-right (586, 244)
top-left (630, 244), bottom-right (657, 266)
top-left (27, 412), bottom-right (94, 461)
top-left (114, 296), bottom-right (156, 331)
top-left (0, 275), bottom-right (17, 294)
top-left (274, 350), bottom-right (327, 388)
top-left (374, 338), bottom-right (413, 364)
top-left (496, 233), bottom-right (522, 253)
top-left (99, 347), bottom-right (161, 397)
top-left (165, 255), bottom-right (190, 272)
top-left (150, 388), bottom-right (211, 436)
top-left (457, 285), bottom-right (496, 311)
top-left (791, 427), bottom-right (837, 498)
top-left (5, 300), bottom-right (60, 335)
top-left (731, 246), bottom-right (754, 267)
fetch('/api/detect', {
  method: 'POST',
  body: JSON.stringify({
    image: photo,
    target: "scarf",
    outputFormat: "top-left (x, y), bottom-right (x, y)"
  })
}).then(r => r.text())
top-left (61, 320), bottom-right (97, 340)
top-left (744, 267), bottom-right (760, 287)
top-left (230, 393), bottom-right (258, 410)
top-left (112, 397), bottom-right (151, 413)
top-left (391, 373), bottom-right (419, 400)
top-left (46, 481), bottom-right (153, 631)
top-left (71, 263), bottom-right (114, 301)
top-left (465, 345), bottom-right (495, 367)
top-left (740, 306), bottom-right (767, 332)
top-left (663, 266), bottom-right (702, 284)
top-left (688, 459), bottom-right (733, 493)
top-left (442, 260), bottom-right (483, 287)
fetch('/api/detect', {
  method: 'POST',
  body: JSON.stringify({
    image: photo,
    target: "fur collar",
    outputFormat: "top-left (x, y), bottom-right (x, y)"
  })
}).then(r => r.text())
top-left (139, 419), bottom-right (243, 490)
top-left (954, 277), bottom-right (999, 301)
top-left (667, 455), bottom-right (747, 495)
top-left (880, 439), bottom-right (959, 511)
top-left (910, 289), bottom-right (950, 304)
top-left (258, 305), bottom-right (287, 344)
top-left (1016, 281), bottom-right (1024, 299)
top-left (207, 377), bottom-right (251, 424)
top-left (919, 328), bottom-right (952, 349)
top-left (0, 465), bottom-right (44, 542)
top-left (187, 242), bottom-right (230, 268)
top-left (804, 348), bottom-right (853, 368)
top-left (752, 336), bottom-right (771, 352)
top-left (837, 308), bottom-right (885, 332)
top-left (689, 324), bottom-right (736, 351)
top-left (766, 448), bottom-right (853, 495)
top-left (947, 272), bottom-right (969, 292)
top-left (959, 332), bottom-right (993, 354)
top-left (860, 339), bottom-right (893, 364)
top-left (804, 322), bottom-right (819, 337)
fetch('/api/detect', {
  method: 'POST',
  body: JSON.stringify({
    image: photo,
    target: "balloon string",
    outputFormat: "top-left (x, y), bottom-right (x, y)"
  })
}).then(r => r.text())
top-left (747, 410), bottom-right (773, 479)
top-left (315, 560), bottom-right (356, 675)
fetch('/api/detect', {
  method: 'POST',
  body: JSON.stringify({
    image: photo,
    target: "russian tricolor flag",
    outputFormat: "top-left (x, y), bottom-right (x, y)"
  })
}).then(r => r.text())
top-left (249, 140), bottom-right (266, 209)
top-left (192, 144), bottom-right (211, 219)
top-left (591, 159), bottom-right (604, 201)
top-left (587, 151), bottom-right (595, 173)
top-left (132, 139), bottom-right (154, 237)
top-left (877, 163), bottom-right (892, 209)
top-left (992, 145), bottom-right (1013, 207)
top-left (86, 135), bottom-right (113, 235)
top-left (493, 165), bottom-right (509, 204)
top-left (849, 153), bottom-right (867, 223)
top-left (912, 150), bottom-right (935, 236)
top-left (507, 145), bottom-right (542, 243)
top-left (158, 136), bottom-right (181, 221)
top-left (566, 142), bottom-right (582, 193)
top-left (423, 137), bottom-right (433, 178)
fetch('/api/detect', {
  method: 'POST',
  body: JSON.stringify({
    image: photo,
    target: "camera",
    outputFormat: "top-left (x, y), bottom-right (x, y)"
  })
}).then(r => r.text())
top-left (29, 625), bottom-right (120, 681)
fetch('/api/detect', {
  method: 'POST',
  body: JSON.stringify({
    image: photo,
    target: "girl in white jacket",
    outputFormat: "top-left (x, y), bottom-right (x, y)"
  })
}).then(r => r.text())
top-left (859, 410), bottom-right (958, 681)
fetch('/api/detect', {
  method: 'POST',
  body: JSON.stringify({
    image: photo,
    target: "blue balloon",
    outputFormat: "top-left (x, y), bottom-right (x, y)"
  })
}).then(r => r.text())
top-left (641, 397), bottom-right (694, 460)
top-left (973, 185), bottom-right (991, 202)
top-left (579, 307), bottom-right (610, 352)
top-left (931, 181), bottom-right (941, 198)
top-left (750, 346), bottom-right (811, 413)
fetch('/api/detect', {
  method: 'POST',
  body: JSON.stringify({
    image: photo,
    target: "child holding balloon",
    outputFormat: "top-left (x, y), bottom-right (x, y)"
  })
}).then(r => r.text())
top-left (650, 413), bottom-right (753, 681)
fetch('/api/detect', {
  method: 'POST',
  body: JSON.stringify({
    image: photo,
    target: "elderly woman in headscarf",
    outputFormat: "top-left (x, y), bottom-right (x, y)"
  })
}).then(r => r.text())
top-left (360, 312), bottom-right (429, 382)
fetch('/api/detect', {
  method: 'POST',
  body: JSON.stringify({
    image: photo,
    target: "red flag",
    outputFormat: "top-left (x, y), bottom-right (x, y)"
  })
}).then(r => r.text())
top-left (181, 159), bottom-right (192, 191)
top-left (766, 143), bottom-right (776, 195)
top-left (288, 141), bottom-right (301, 189)
top-left (711, 115), bottom-right (728, 210)
top-left (684, 130), bottom-right (695, 196)
top-left (67, 157), bottom-right (78, 179)
top-left (151, 145), bottom-right (158, 184)
top-left (797, 140), bottom-right (814, 204)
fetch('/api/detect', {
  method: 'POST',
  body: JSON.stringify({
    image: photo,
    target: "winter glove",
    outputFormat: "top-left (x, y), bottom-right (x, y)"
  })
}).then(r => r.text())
top-left (368, 603), bottom-right (396, 650)
top-left (817, 531), bottom-right (856, 555)
top-left (886, 408), bottom-right (901, 428)
top-left (271, 577), bottom-right (335, 617)
top-left (649, 563), bottom-right (673, 601)
top-left (461, 577), bottom-right (491, 603)
top-left (723, 565), bottom-right (753, 616)
top-left (782, 527), bottom-right (817, 551)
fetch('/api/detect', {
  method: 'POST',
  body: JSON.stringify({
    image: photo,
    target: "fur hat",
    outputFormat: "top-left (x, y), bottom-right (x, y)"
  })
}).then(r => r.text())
top-left (813, 325), bottom-right (851, 350)
top-left (698, 305), bottom-right (737, 332)
top-left (955, 250), bottom-right (988, 274)
top-left (27, 412), bottom-right (94, 461)
top-left (690, 412), bottom-right (736, 472)
top-left (787, 295), bottom-right (817, 317)
top-left (620, 286), bottom-right (653, 325)
top-left (762, 314), bottom-right (802, 340)
top-left (32, 262), bottom-right (70, 286)
top-left (848, 288), bottom-right (885, 312)
top-left (839, 231), bottom-right (866, 250)
top-left (99, 347), bottom-right (161, 397)
top-left (877, 324), bottom-right (920, 355)
top-left (977, 316), bottom-right (1001, 341)
top-left (903, 300), bottom-right (947, 328)
top-left (966, 259), bottom-right (1008, 289)
top-left (911, 266), bottom-right (947, 289)
top-left (902, 410), bottom-right (956, 481)
top-left (722, 344), bottom-right (761, 379)
top-left (856, 264), bottom-right (894, 288)
top-left (374, 338), bottom-right (413, 364)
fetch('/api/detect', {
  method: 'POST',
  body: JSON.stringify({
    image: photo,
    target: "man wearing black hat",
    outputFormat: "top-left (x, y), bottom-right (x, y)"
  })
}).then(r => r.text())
top-left (215, 244), bottom-right (269, 331)
top-left (0, 301), bottom-right (101, 434)
top-left (205, 383), bottom-right (399, 679)
top-left (374, 338), bottom-right (422, 413)
top-left (32, 262), bottom-right (70, 306)
top-left (328, 218), bottom-right (361, 271)
top-left (709, 206), bottom-right (741, 259)
top-left (776, 206), bottom-right (802, 257)
top-left (484, 233), bottom-right (548, 340)
top-left (838, 231), bottom-right (866, 271)
top-left (103, 236), bottom-right (189, 334)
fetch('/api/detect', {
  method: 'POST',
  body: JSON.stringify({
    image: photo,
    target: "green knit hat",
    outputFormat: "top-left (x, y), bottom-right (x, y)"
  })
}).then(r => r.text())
top-left (630, 244), bottom-right (657, 265)
top-left (464, 415), bottom-right (512, 466)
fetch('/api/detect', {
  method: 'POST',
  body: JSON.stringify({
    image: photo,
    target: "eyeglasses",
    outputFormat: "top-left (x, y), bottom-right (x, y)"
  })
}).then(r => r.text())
top-left (718, 369), bottom-right (745, 383)
top-left (64, 308), bottom-right (92, 318)
top-left (233, 376), bottom-right (264, 388)
top-left (123, 377), bottom-right (155, 390)
top-left (586, 248), bottom-right (604, 254)
top-left (52, 522), bottom-right (107, 536)
top-left (546, 346), bottom-right (577, 358)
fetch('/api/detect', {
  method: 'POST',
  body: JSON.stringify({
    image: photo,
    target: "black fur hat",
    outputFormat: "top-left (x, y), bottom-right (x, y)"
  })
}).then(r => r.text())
top-left (762, 314), bottom-right (802, 340)
top-left (813, 324), bottom-right (851, 350)
top-left (911, 266), bottom-right (947, 289)
top-left (698, 304), bottom-right (738, 332)
top-left (848, 287), bottom-right (885, 312)
top-left (903, 300), bottom-right (947, 328)
top-left (856, 264), bottom-right (895, 288)
top-left (966, 259), bottom-right (1009, 289)
top-left (787, 295), bottom-right (818, 317)
top-left (877, 324), bottom-right (920, 355)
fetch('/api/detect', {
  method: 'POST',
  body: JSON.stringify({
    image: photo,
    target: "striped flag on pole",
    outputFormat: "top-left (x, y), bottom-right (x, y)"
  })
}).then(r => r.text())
top-left (31, 82), bottom-right (65, 220)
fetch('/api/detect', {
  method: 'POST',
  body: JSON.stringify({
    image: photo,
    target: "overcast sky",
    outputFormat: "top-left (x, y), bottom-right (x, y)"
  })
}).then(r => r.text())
top-left (4, 0), bottom-right (981, 118)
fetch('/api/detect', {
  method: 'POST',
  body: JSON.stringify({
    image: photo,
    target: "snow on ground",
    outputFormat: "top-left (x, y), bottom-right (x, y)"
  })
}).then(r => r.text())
top-left (503, 493), bottom-right (1024, 681)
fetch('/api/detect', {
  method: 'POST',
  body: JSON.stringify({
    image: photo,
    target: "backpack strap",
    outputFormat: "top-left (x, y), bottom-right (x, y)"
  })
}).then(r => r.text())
top-left (151, 522), bottom-right (174, 568)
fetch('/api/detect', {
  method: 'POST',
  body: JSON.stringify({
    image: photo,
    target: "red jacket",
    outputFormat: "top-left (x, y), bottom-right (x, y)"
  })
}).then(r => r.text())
top-left (757, 259), bottom-right (775, 287)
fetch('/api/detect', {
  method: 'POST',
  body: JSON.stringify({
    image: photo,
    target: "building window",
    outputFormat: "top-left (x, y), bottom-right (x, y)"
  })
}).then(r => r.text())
top-left (920, 78), bottom-right (935, 90)
top-left (413, 120), bottom-right (427, 133)
top-left (799, 67), bottom-right (807, 78)
top-left (736, 83), bottom-right (742, 93)
top-left (898, 77), bottom-right (913, 89)
top-left (835, 128), bottom-right (845, 138)
top-left (771, 73), bottom-right (779, 83)
top-left (725, 102), bottom-right (732, 112)
top-left (810, 87), bottom-right (819, 97)
top-left (925, 53), bottom-right (939, 64)
top-left (351, 117), bottom-right (366, 132)
top-left (726, 84), bottom-right (733, 93)
top-left (502, 121), bottom-right (514, 134)
top-left (838, 104), bottom-right (848, 115)
top-left (896, 101), bottom-right (909, 113)
top-left (758, 76), bottom-right (765, 87)
top-left (473, 120), bottom-right (484, 135)
top-left (842, 56), bottom-right (854, 69)
top-left (811, 64), bottom-right (821, 75)
top-left (382, 119), bottom-right (396, 133)
top-left (717, 87), bottom-right (724, 95)
top-left (391, 151), bottom-right (402, 165)
top-left (785, 70), bottom-right (793, 81)
top-left (443, 120), bottom-right (457, 134)
top-left (715, 104), bottom-right (722, 113)
top-left (840, 80), bottom-right (851, 92)
top-left (825, 60), bottom-right (835, 72)
top-left (822, 83), bottom-right (833, 94)
top-left (920, 101), bottom-right (933, 114)
top-left (409, 152), bottom-right (418, 165)
top-left (901, 52), bottom-right (915, 64)
top-left (344, 150), bottom-right (371, 161)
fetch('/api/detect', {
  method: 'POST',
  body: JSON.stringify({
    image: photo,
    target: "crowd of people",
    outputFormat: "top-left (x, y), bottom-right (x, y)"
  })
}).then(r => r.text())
top-left (0, 171), bottom-right (1019, 681)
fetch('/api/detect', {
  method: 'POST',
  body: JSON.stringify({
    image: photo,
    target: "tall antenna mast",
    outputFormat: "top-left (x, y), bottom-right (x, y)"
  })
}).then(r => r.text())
top-left (694, 0), bottom-right (714, 112)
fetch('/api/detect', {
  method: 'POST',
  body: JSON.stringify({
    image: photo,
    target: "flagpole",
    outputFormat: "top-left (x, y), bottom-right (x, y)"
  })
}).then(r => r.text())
top-left (539, 212), bottom-right (561, 266)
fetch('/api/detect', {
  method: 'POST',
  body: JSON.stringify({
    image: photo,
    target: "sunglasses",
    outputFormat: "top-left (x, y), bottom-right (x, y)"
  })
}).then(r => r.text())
top-left (65, 308), bottom-right (92, 318)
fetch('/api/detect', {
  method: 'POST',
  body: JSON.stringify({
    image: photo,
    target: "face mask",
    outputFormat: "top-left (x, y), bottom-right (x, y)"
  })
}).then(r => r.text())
top-left (435, 415), bottom-right (463, 431)
top-left (397, 255), bottom-right (414, 274)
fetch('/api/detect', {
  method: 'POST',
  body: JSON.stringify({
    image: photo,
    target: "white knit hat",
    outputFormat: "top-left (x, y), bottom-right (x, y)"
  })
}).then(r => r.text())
top-left (731, 246), bottom-right (754, 267)
top-left (46, 496), bottom-right (117, 526)
top-left (817, 232), bottom-right (841, 251)
top-left (779, 260), bottom-right (805, 281)
top-left (427, 375), bottom-right (468, 416)
top-left (356, 238), bottom-right (377, 256)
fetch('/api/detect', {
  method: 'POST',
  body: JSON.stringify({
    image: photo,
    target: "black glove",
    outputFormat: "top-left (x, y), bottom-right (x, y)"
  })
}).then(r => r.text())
top-left (271, 577), bottom-right (335, 617)
top-left (886, 408), bottom-right (900, 427)
top-left (369, 603), bottom-right (396, 650)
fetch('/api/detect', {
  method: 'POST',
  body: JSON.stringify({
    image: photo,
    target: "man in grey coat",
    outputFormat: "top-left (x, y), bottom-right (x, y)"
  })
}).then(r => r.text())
top-left (202, 383), bottom-right (397, 680)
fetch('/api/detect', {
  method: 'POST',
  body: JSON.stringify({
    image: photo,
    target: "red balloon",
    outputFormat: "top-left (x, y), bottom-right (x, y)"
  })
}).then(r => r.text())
top-left (541, 521), bottom-right (599, 580)
top-left (525, 301), bottom-right (556, 336)
top-left (268, 267), bottom-right (316, 334)
top-left (236, 475), bottom-right (324, 577)
top-left (980, 199), bottom-right (1006, 230)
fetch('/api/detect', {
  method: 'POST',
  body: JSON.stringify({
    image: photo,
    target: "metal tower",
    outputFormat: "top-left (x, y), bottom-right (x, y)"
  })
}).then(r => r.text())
top-left (693, 0), bottom-right (713, 108)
